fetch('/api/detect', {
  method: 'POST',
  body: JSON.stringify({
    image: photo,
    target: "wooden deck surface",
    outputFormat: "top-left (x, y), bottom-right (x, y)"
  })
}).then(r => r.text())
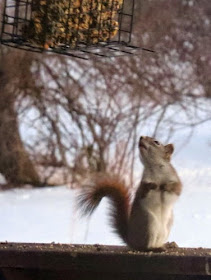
top-left (0, 242), bottom-right (211, 280)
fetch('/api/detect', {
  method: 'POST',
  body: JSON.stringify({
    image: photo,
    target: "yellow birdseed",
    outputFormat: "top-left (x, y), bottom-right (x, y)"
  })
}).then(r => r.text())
top-left (22, 0), bottom-right (122, 48)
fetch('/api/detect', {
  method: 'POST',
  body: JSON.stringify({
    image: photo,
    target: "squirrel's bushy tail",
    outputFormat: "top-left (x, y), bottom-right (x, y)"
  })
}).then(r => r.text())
top-left (77, 175), bottom-right (130, 244)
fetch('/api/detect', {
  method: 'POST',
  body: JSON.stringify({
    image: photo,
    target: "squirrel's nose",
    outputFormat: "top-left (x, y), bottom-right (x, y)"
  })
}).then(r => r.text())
top-left (139, 136), bottom-right (144, 145)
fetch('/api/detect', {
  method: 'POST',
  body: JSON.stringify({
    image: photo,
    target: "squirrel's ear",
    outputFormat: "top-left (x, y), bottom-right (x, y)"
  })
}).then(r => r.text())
top-left (164, 144), bottom-right (174, 160)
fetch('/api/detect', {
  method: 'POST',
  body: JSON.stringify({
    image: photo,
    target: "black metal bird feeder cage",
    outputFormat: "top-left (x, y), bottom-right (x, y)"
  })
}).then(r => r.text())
top-left (0, 0), bottom-right (140, 59)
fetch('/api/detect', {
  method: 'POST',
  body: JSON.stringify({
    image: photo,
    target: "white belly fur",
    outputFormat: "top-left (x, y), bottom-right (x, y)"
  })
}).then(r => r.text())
top-left (128, 190), bottom-right (178, 249)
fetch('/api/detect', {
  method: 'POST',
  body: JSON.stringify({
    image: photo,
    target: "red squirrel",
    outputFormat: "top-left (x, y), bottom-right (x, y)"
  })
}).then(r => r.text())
top-left (77, 136), bottom-right (182, 250)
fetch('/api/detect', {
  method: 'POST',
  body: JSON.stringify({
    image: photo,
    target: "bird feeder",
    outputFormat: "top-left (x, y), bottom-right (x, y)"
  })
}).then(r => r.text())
top-left (0, 0), bottom-right (139, 59)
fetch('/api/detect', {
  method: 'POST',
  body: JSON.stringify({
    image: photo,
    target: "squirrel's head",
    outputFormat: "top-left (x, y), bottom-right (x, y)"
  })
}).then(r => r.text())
top-left (139, 136), bottom-right (174, 165)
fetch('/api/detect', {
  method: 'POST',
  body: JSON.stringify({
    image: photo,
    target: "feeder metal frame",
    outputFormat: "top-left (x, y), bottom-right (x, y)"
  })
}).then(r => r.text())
top-left (1, 0), bottom-right (140, 59)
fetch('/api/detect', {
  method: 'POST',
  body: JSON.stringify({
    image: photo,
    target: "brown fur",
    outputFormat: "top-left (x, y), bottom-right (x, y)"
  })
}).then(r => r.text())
top-left (137, 182), bottom-right (158, 198)
top-left (160, 181), bottom-right (182, 196)
top-left (77, 175), bottom-right (130, 243)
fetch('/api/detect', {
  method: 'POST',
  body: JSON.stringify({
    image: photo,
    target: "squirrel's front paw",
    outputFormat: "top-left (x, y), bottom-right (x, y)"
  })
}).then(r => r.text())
top-left (164, 241), bottom-right (179, 249)
top-left (147, 246), bottom-right (166, 253)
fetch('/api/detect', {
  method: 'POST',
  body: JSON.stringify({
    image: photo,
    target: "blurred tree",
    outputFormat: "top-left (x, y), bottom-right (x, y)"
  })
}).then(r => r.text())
top-left (0, 0), bottom-right (210, 188)
top-left (133, 0), bottom-right (211, 99)
top-left (0, 50), bottom-right (40, 186)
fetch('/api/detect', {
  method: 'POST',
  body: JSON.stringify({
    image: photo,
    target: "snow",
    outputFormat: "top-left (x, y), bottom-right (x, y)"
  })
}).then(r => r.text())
top-left (0, 184), bottom-right (211, 248)
top-left (0, 122), bottom-right (210, 248)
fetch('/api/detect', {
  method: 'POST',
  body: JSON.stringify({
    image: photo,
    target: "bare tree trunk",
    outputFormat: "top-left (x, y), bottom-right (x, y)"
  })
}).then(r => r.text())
top-left (0, 52), bottom-right (40, 187)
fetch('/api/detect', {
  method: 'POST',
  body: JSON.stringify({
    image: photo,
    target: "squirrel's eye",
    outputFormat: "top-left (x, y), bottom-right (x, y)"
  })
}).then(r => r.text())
top-left (154, 140), bottom-right (160, 145)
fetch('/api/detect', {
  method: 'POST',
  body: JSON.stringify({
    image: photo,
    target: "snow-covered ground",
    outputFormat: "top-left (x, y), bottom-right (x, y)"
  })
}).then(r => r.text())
top-left (0, 123), bottom-right (210, 248)
top-left (0, 185), bottom-right (211, 248)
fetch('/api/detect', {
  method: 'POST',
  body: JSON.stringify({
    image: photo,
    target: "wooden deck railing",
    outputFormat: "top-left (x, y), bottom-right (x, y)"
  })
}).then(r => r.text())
top-left (0, 242), bottom-right (210, 280)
